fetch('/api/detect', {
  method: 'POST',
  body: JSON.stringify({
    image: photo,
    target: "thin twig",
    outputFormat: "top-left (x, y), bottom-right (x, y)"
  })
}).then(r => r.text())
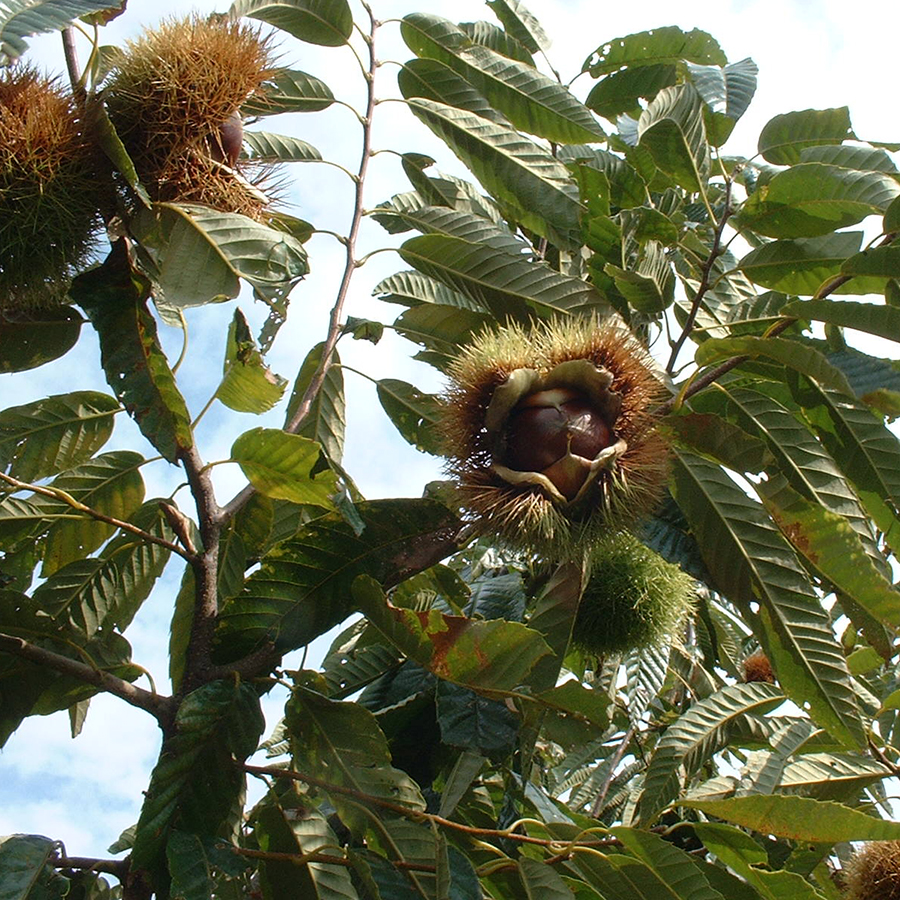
top-left (0, 632), bottom-right (174, 726)
top-left (0, 472), bottom-right (192, 561)
top-left (54, 856), bottom-right (130, 879)
top-left (590, 723), bottom-right (637, 817)
top-left (666, 179), bottom-right (733, 374)
top-left (655, 230), bottom-right (899, 415)
top-left (61, 27), bottom-right (86, 107)
top-left (220, 12), bottom-right (381, 527)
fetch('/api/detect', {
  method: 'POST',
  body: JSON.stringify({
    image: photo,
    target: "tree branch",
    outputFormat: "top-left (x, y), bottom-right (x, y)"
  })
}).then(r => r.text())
top-left (244, 764), bottom-right (616, 850)
top-left (0, 472), bottom-right (192, 562)
top-left (54, 856), bottom-right (129, 880)
top-left (61, 27), bottom-right (86, 107)
top-left (666, 179), bottom-right (733, 374)
top-left (655, 230), bottom-right (899, 416)
top-left (178, 446), bottom-right (223, 692)
top-left (0, 632), bottom-right (174, 726)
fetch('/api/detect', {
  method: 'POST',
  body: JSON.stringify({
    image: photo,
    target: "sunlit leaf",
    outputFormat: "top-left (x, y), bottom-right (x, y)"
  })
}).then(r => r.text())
top-left (230, 0), bottom-right (352, 46)
top-left (783, 299), bottom-right (900, 345)
top-left (758, 107), bottom-right (853, 165)
top-left (0, 392), bottom-right (119, 483)
top-left (583, 26), bottom-right (726, 76)
top-left (241, 130), bottom-right (322, 162)
top-left (231, 428), bottom-right (337, 508)
top-left (242, 68), bottom-right (335, 115)
top-left (216, 309), bottom-right (287, 414)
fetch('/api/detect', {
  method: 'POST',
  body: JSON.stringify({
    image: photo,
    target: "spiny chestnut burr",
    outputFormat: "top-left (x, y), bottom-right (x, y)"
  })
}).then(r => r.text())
top-left (845, 841), bottom-right (900, 900)
top-left (441, 317), bottom-right (669, 559)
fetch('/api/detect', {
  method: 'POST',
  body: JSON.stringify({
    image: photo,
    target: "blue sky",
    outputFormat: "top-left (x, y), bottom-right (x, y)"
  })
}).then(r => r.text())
top-left (1, 0), bottom-right (898, 861)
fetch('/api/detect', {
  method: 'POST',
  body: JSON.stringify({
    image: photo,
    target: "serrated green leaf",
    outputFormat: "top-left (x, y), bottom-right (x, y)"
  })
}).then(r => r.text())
top-left (559, 145), bottom-right (650, 209)
top-left (284, 342), bottom-right (346, 466)
top-left (399, 234), bottom-right (606, 320)
top-left (41, 450), bottom-right (146, 576)
top-left (376, 379), bottom-right (442, 456)
top-left (214, 499), bottom-right (460, 659)
top-left (405, 98), bottom-right (583, 249)
top-left (758, 107), bottom-right (853, 165)
top-left (670, 450), bottom-right (864, 748)
top-left (612, 828), bottom-right (726, 900)
top-left (231, 428), bottom-right (337, 508)
top-left (460, 19), bottom-right (533, 65)
top-left (606, 240), bottom-right (675, 313)
top-left (737, 232), bottom-right (885, 296)
top-left (487, 0), bottom-right (549, 53)
top-left (682, 795), bottom-right (900, 842)
top-left (353, 575), bottom-right (549, 695)
top-left (0, 0), bottom-right (117, 63)
top-left (0, 392), bottom-right (119, 483)
top-left (0, 834), bottom-right (62, 900)
top-left (132, 681), bottom-right (264, 875)
top-left (583, 26), bottom-right (726, 76)
top-left (100, 500), bottom-right (175, 631)
top-left (241, 130), bottom-right (322, 162)
top-left (242, 68), bottom-right (334, 116)
top-left (166, 831), bottom-right (213, 900)
top-left (840, 244), bottom-right (900, 279)
top-left (518, 857), bottom-right (575, 899)
top-left (739, 164), bottom-right (900, 238)
top-left (374, 269), bottom-right (485, 311)
top-left (217, 309), bottom-right (287, 414)
top-left (31, 558), bottom-right (118, 638)
top-left (394, 303), bottom-right (492, 362)
top-left (636, 683), bottom-right (784, 825)
top-left (694, 337), bottom-right (854, 395)
top-left (230, 0), bottom-right (351, 46)
top-left (286, 685), bottom-right (426, 830)
top-left (638, 85), bottom-right (709, 192)
top-left (132, 203), bottom-right (307, 307)
top-left (71, 243), bottom-right (193, 463)
top-left (783, 299), bottom-right (900, 344)
top-left (0, 306), bottom-right (82, 375)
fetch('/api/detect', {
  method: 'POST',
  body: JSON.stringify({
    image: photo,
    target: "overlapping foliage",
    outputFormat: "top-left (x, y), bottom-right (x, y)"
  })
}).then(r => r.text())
top-left (2, 0), bottom-right (900, 897)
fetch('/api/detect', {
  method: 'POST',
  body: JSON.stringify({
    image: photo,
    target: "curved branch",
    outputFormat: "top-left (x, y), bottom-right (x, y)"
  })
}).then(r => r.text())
top-left (0, 473), bottom-right (192, 562)
top-left (0, 632), bottom-right (174, 726)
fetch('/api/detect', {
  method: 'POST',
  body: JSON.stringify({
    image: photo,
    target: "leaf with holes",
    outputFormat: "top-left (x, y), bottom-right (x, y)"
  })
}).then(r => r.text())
top-left (217, 309), bottom-right (287, 414)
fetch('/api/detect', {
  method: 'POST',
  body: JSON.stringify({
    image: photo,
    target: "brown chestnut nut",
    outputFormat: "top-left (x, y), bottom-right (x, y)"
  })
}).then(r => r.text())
top-left (210, 109), bottom-right (243, 166)
top-left (504, 388), bottom-right (612, 474)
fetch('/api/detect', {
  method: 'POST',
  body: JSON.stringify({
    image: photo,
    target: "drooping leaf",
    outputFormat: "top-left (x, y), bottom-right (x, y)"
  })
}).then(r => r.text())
top-left (132, 681), bottom-right (264, 877)
top-left (736, 232), bottom-right (879, 296)
top-left (241, 68), bottom-right (335, 116)
top-left (71, 244), bottom-right (193, 463)
top-left (586, 64), bottom-right (677, 120)
top-left (285, 684), bottom-right (426, 830)
top-left (41, 450), bottom-right (146, 576)
top-left (213, 499), bottom-right (460, 659)
top-left (635, 682), bottom-right (784, 825)
top-left (517, 857), bottom-right (576, 899)
top-left (216, 309), bottom-right (287, 414)
top-left (399, 234), bottom-right (606, 320)
top-left (739, 164), bottom-right (899, 238)
top-left (241, 130), bottom-right (322, 162)
top-left (783, 299), bottom-right (900, 345)
top-left (132, 203), bottom-right (307, 307)
top-left (376, 379), bottom-right (443, 456)
top-left (0, 0), bottom-right (118, 63)
top-left (284, 342), bottom-right (346, 466)
top-left (405, 98), bottom-right (584, 248)
top-left (637, 85), bottom-right (709, 192)
top-left (231, 428), bottom-right (337, 508)
top-left (583, 26), bottom-right (726, 76)
top-left (0, 306), bottom-right (82, 374)
top-left (0, 392), bottom-right (119, 483)
top-left (757, 107), bottom-right (853, 165)
top-left (486, 0), bottom-right (549, 53)
top-left (670, 450), bottom-right (865, 748)
top-left (230, 0), bottom-right (352, 46)
top-left (166, 831), bottom-right (214, 900)
top-left (681, 795), bottom-right (900, 843)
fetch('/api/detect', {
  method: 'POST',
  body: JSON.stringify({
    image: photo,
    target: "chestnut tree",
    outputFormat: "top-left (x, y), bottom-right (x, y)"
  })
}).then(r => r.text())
top-left (3, 0), bottom-right (900, 898)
